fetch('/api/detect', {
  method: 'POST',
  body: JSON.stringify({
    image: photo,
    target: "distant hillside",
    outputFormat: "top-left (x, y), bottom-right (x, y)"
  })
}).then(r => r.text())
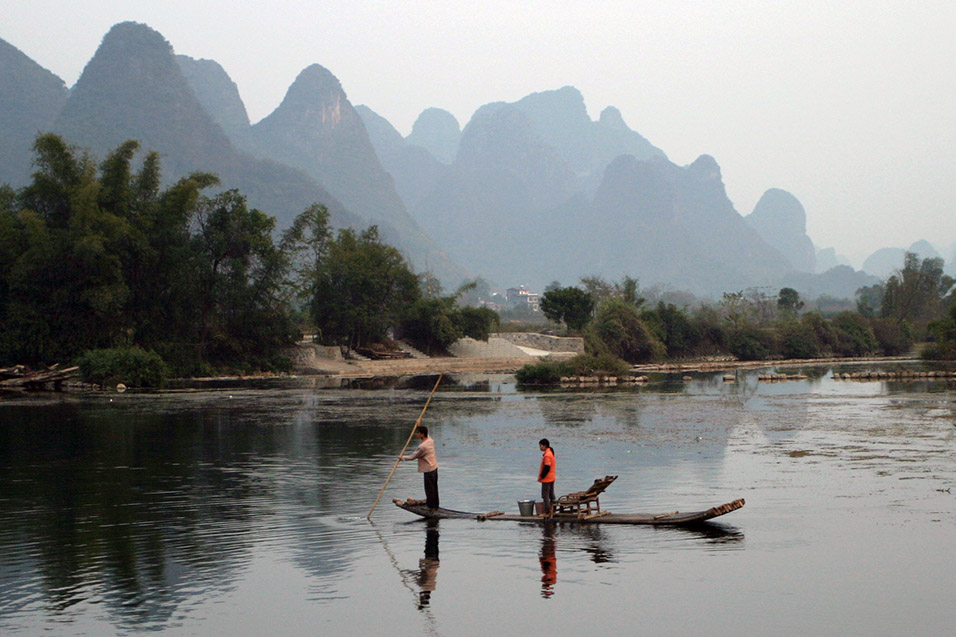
top-left (0, 37), bottom-right (69, 187)
top-left (745, 188), bottom-right (816, 272)
top-left (862, 240), bottom-right (942, 278)
top-left (778, 265), bottom-right (878, 300)
top-left (510, 87), bottom-right (666, 193)
top-left (580, 154), bottom-right (790, 294)
top-left (247, 64), bottom-right (463, 282)
top-left (405, 107), bottom-right (460, 164)
top-left (356, 105), bottom-right (450, 213)
top-left (3, 22), bottom-right (886, 299)
top-left (389, 87), bottom-right (791, 294)
top-left (816, 247), bottom-right (852, 273)
top-left (176, 54), bottom-right (252, 147)
top-left (51, 22), bottom-right (359, 231)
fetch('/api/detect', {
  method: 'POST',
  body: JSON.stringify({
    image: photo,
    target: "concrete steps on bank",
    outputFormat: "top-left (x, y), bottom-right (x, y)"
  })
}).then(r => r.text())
top-left (448, 337), bottom-right (533, 359)
top-left (396, 340), bottom-right (430, 359)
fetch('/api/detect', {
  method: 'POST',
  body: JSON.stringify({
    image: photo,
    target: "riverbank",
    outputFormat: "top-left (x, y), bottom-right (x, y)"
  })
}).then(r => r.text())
top-left (293, 353), bottom-right (919, 380)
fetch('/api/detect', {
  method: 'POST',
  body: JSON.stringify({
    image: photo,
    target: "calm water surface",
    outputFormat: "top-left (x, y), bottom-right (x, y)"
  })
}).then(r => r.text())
top-left (1, 365), bottom-right (955, 635)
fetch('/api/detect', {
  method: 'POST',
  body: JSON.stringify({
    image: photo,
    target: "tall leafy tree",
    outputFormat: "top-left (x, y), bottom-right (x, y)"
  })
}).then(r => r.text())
top-left (588, 297), bottom-right (665, 363)
top-left (399, 281), bottom-right (499, 354)
top-left (641, 302), bottom-right (701, 357)
top-left (881, 252), bottom-right (953, 327)
top-left (540, 286), bottom-right (594, 333)
top-left (0, 134), bottom-right (299, 372)
top-left (190, 189), bottom-right (295, 366)
top-left (310, 226), bottom-right (420, 349)
top-left (777, 287), bottom-right (804, 315)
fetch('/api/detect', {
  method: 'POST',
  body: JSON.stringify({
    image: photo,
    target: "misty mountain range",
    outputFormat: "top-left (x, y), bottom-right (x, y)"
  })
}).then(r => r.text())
top-left (1, 21), bottom-right (948, 299)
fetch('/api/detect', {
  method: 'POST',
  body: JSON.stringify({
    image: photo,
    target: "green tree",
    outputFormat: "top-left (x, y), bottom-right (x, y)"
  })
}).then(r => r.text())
top-left (777, 287), bottom-right (804, 315)
top-left (189, 189), bottom-right (297, 368)
top-left (1, 134), bottom-right (300, 373)
top-left (641, 302), bottom-right (702, 358)
top-left (579, 275), bottom-right (644, 308)
top-left (588, 297), bottom-right (665, 363)
top-left (540, 286), bottom-right (594, 333)
top-left (881, 252), bottom-right (953, 328)
top-left (310, 226), bottom-right (420, 349)
top-left (831, 311), bottom-right (879, 356)
top-left (399, 282), bottom-right (499, 354)
top-left (780, 322), bottom-right (820, 359)
top-left (855, 283), bottom-right (884, 317)
top-left (720, 291), bottom-right (756, 330)
top-left (726, 326), bottom-right (774, 361)
top-left (924, 304), bottom-right (956, 359)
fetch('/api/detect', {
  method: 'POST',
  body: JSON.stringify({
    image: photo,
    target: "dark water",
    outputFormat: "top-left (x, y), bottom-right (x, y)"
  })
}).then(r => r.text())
top-left (1, 365), bottom-right (955, 635)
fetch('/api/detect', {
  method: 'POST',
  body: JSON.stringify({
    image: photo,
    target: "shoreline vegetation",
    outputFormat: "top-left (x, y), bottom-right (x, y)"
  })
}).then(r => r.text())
top-left (1, 347), bottom-right (941, 393)
top-left (4, 136), bottom-right (956, 391)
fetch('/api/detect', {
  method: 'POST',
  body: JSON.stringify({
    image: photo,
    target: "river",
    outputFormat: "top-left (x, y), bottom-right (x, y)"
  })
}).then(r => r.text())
top-left (1, 363), bottom-right (954, 635)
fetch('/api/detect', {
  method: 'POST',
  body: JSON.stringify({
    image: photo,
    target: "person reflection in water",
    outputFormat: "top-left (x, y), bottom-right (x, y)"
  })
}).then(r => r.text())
top-left (539, 526), bottom-right (557, 598)
top-left (417, 521), bottom-right (440, 609)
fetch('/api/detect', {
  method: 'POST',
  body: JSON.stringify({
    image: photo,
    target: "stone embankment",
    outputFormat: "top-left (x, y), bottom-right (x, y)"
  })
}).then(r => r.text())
top-left (833, 369), bottom-right (955, 381)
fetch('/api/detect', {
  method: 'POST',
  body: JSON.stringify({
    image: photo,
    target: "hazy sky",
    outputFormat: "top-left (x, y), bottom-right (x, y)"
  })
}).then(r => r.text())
top-left (3, 1), bottom-right (954, 267)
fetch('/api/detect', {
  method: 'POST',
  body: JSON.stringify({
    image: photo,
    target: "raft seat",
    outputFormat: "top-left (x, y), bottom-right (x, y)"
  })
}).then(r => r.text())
top-left (555, 475), bottom-right (618, 519)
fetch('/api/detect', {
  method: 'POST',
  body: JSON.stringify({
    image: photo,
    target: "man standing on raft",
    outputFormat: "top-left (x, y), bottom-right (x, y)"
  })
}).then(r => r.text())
top-left (538, 438), bottom-right (556, 517)
top-left (400, 426), bottom-right (439, 509)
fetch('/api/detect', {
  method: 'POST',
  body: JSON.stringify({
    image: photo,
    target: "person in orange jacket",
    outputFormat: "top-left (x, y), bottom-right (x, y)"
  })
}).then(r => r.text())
top-left (538, 438), bottom-right (556, 517)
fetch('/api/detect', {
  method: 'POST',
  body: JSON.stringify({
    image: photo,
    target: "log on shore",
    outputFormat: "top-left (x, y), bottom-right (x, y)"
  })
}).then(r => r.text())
top-left (0, 365), bottom-right (80, 389)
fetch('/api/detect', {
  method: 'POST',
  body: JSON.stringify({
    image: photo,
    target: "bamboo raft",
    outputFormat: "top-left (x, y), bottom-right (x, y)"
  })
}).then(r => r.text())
top-left (393, 476), bottom-right (745, 526)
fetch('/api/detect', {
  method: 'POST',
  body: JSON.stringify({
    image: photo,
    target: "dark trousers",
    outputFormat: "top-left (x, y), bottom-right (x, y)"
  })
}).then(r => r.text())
top-left (541, 481), bottom-right (555, 512)
top-left (423, 469), bottom-right (439, 508)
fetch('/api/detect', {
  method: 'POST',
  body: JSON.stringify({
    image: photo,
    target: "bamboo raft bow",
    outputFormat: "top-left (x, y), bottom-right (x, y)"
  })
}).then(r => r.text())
top-left (394, 476), bottom-right (745, 526)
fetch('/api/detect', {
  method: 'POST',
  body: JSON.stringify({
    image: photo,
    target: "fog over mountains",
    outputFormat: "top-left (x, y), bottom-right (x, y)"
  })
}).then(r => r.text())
top-left (2, 21), bottom-right (946, 298)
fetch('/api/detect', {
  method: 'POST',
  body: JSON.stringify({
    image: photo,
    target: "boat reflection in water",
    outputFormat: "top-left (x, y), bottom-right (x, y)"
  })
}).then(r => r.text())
top-left (532, 520), bottom-right (742, 599)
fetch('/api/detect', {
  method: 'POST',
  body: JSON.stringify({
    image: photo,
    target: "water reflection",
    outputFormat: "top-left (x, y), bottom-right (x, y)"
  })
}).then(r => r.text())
top-left (416, 522), bottom-right (440, 609)
top-left (663, 522), bottom-right (746, 545)
top-left (3, 364), bottom-right (955, 634)
top-left (539, 525), bottom-right (557, 598)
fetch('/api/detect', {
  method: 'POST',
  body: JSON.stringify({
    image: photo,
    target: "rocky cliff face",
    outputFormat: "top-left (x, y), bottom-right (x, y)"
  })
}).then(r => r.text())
top-left (54, 22), bottom-right (234, 175)
top-left (383, 86), bottom-right (794, 293)
top-left (405, 107), bottom-right (460, 164)
top-left (51, 22), bottom-right (357, 230)
top-left (357, 105), bottom-right (449, 213)
top-left (250, 64), bottom-right (402, 223)
top-left (249, 64), bottom-right (462, 281)
top-left (745, 188), bottom-right (816, 273)
top-left (582, 154), bottom-right (790, 294)
top-left (176, 54), bottom-right (251, 147)
top-left (0, 37), bottom-right (69, 187)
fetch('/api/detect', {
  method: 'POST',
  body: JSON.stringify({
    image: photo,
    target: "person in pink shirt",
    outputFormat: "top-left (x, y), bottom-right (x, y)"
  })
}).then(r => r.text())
top-left (400, 426), bottom-right (439, 508)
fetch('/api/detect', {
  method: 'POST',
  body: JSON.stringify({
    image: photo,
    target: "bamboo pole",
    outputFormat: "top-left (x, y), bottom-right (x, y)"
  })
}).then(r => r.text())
top-left (367, 373), bottom-right (443, 520)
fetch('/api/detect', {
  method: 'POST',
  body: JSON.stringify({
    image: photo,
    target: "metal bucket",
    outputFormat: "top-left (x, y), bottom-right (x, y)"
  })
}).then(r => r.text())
top-left (517, 499), bottom-right (535, 516)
